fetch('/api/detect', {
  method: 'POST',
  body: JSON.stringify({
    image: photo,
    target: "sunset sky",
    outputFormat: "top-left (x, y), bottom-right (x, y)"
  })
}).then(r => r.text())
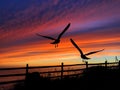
top-left (0, 0), bottom-right (120, 67)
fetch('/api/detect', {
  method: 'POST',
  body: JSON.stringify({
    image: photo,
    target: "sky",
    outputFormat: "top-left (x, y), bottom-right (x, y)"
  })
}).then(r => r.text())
top-left (0, 0), bottom-right (120, 67)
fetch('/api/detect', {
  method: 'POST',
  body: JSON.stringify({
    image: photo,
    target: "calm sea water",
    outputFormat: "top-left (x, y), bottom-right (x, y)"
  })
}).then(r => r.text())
top-left (0, 65), bottom-right (86, 90)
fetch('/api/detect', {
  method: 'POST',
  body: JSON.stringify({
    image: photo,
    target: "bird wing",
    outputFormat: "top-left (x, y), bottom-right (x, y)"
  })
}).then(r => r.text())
top-left (70, 39), bottom-right (84, 55)
top-left (57, 23), bottom-right (71, 40)
top-left (85, 49), bottom-right (104, 56)
top-left (36, 33), bottom-right (56, 40)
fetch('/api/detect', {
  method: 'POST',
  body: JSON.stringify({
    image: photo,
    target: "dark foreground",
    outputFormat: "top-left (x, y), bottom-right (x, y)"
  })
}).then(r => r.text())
top-left (12, 66), bottom-right (120, 90)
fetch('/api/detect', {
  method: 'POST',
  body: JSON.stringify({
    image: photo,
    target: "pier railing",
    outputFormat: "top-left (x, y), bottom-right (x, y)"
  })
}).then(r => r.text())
top-left (0, 61), bottom-right (119, 85)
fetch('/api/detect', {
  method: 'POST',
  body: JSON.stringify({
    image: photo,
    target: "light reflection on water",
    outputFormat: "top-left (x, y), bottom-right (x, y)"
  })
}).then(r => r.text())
top-left (0, 65), bottom-right (86, 90)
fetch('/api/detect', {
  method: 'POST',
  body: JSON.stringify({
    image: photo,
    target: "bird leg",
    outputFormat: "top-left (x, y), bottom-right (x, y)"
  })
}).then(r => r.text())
top-left (82, 59), bottom-right (84, 62)
top-left (55, 44), bottom-right (58, 48)
top-left (55, 44), bottom-right (56, 48)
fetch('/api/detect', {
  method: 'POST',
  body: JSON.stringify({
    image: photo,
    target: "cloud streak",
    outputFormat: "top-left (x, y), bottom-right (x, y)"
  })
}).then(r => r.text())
top-left (0, 0), bottom-right (120, 66)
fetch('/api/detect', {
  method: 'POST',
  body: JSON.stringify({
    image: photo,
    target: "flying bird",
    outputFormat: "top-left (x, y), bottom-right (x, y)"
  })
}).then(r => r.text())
top-left (36, 23), bottom-right (71, 48)
top-left (70, 38), bottom-right (104, 62)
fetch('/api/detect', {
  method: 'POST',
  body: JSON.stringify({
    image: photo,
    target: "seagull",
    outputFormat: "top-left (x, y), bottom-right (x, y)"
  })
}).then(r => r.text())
top-left (36, 23), bottom-right (71, 48)
top-left (70, 38), bottom-right (104, 62)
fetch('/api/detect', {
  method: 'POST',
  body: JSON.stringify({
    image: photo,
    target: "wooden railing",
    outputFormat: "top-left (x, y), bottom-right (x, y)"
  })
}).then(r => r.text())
top-left (0, 61), bottom-right (119, 85)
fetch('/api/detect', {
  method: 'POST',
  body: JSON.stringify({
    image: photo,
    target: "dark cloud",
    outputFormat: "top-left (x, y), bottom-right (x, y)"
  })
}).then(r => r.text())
top-left (0, 0), bottom-right (120, 62)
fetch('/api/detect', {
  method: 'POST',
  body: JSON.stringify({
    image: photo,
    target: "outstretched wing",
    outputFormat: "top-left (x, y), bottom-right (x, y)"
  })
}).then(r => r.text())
top-left (85, 49), bottom-right (104, 56)
top-left (57, 23), bottom-right (71, 40)
top-left (70, 39), bottom-right (84, 55)
top-left (36, 33), bottom-right (56, 40)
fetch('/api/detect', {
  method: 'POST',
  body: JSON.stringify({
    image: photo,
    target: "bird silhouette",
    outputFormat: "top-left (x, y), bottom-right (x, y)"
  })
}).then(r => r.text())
top-left (70, 38), bottom-right (104, 62)
top-left (36, 23), bottom-right (71, 48)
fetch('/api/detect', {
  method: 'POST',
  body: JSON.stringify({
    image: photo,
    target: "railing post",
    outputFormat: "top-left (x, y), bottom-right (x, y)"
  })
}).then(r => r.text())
top-left (26, 64), bottom-right (29, 79)
top-left (118, 61), bottom-right (120, 69)
top-left (105, 60), bottom-right (107, 69)
top-left (25, 64), bottom-right (29, 86)
top-left (85, 61), bottom-right (88, 69)
top-left (61, 62), bottom-right (64, 80)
